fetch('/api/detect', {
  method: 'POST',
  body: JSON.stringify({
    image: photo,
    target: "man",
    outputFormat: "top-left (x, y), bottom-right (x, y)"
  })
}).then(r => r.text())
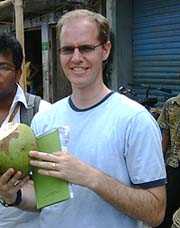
top-left (0, 33), bottom-right (51, 228)
top-left (0, 10), bottom-right (166, 228)
top-left (157, 94), bottom-right (180, 228)
top-left (171, 207), bottom-right (180, 228)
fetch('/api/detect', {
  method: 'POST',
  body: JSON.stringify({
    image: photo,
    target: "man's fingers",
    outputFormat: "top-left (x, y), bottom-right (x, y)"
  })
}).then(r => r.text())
top-left (30, 159), bottom-right (59, 170)
top-left (0, 168), bottom-right (16, 185)
top-left (7, 171), bottom-right (28, 188)
top-left (13, 175), bottom-right (30, 191)
top-left (29, 151), bottom-right (60, 162)
top-left (38, 169), bottom-right (60, 178)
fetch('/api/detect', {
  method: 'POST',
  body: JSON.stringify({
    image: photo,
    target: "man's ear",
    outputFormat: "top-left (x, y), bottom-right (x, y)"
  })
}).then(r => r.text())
top-left (102, 41), bottom-right (112, 61)
top-left (15, 69), bottom-right (22, 83)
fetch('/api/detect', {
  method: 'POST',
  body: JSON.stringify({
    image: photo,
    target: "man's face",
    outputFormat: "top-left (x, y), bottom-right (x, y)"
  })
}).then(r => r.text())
top-left (0, 53), bottom-right (21, 99)
top-left (59, 18), bottom-right (111, 90)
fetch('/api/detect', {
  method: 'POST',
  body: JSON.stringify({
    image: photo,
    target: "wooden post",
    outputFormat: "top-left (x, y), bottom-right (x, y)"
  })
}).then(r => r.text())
top-left (106, 0), bottom-right (119, 91)
top-left (41, 23), bottom-right (50, 101)
top-left (14, 0), bottom-right (26, 90)
top-left (0, 0), bottom-right (12, 9)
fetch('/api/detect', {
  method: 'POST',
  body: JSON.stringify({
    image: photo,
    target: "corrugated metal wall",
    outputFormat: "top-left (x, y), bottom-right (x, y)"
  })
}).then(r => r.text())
top-left (133, 0), bottom-right (180, 102)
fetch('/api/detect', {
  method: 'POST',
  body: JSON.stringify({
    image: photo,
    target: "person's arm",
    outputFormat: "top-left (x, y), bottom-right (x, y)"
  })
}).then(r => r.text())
top-left (89, 167), bottom-right (166, 227)
top-left (161, 128), bottom-right (170, 154)
top-left (157, 101), bottom-right (170, 154)
top-left (29, 150), bottom-right (166, 227)
top-left (0, 168), bottom-right (37, 211)
top-left (18, 180), bottom-right (37, 211)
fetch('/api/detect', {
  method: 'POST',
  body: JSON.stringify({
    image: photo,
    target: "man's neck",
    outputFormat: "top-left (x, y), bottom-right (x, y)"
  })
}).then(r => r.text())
top-left (71, 84), bottom-right (111, 109)
top-left (0, 88), bottom-right (17, 111)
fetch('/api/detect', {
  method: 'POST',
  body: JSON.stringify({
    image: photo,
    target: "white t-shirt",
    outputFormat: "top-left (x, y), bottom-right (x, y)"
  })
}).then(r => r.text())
top-left (31, 92), bottom-right (166, 228)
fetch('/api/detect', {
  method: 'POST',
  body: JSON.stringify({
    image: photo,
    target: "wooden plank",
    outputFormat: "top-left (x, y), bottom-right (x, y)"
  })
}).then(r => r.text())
top-left (0, 0), bottom-right (12, 9)
top-left (14, 0), bottom-right (26, 90)
top-left (41, 23), bottom-right (50, 101)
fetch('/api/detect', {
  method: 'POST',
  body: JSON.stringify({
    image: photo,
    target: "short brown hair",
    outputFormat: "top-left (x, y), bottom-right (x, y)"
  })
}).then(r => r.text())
top-left (57, 9), bottom-right (110, 44)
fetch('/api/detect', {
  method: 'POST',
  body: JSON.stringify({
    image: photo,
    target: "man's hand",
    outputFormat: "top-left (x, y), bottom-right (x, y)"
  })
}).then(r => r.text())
top-left (29, 150), bottom-right (96, 187)
top-left (29, 150), bottom-right (166, 226)
top-left (0, 168), bottom-right (29, 204)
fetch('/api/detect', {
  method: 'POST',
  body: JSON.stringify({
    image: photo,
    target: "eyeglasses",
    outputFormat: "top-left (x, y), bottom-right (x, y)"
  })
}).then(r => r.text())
top-left (0, 63), bottom-right (15, 72)
top-left (59, 43), bottom-right (103, 55)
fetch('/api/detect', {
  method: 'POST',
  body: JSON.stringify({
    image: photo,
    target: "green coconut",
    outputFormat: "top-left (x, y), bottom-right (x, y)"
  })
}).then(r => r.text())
top-left (0, 123), bottom-right (37, 175)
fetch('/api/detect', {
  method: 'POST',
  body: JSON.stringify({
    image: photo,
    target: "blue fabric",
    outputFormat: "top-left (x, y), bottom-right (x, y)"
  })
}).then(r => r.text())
top-left (31, 92), bottom-right (166, 228)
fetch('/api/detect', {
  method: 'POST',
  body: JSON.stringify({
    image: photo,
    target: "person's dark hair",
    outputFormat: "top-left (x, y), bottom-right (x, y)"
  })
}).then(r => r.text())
top-left (57, 9), bottom-right (110, 45)
top-left (0, 33), bottom-right (23, 70)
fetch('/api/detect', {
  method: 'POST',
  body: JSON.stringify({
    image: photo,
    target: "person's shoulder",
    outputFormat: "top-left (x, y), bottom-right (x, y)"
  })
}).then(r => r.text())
top-left (53, 96), bottom-right (69, 105)
top-left (39, 99), bottom-right (52, 113)
top-left (108, 92), bottom-right (154, 126)
top-left (164, 94), bottom-right (180, 106)
top-left (49, 96), bottom-right (69, 111)
top-left (171, 94), bottom-right (180, 105)
top-left (34, 96), bottom-right (68, 119)
top-left (112, 92), bottom-right (146, 114)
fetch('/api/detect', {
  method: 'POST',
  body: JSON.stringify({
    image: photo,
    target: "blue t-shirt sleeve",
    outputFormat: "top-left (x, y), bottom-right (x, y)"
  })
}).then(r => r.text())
top-left (125, 111), bottom-right (167, 188)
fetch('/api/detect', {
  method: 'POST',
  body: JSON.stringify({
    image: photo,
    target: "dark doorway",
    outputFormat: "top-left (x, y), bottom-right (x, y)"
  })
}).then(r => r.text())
top-left (25, 29), bottom-right (43, 97)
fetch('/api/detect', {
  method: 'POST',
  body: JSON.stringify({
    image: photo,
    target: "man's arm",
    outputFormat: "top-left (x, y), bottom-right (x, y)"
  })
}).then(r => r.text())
top-left (0, 168), bottom-right (37, 211)
top-left (161, 128), bottom-right (170, 153)
top-left (18, 180), bottom-right (37, 211)
top-left (88, 167), bottom-right (166, 227)
top-left (157, 100), bottom-right (170, 154)
top-left (29, 151), bottom-right (166, 227)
